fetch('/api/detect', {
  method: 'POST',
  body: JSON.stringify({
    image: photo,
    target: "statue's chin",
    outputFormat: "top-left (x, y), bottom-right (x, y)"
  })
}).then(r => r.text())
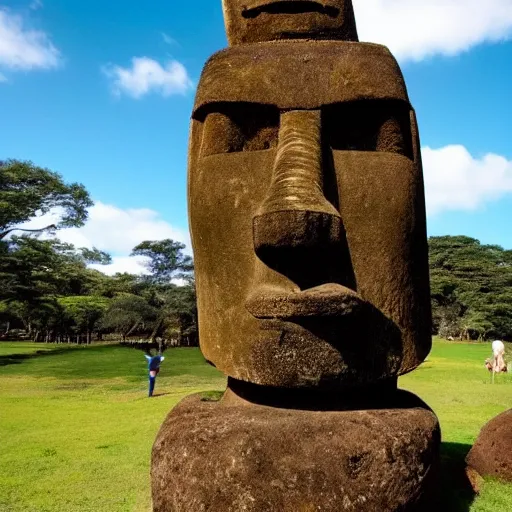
top-left (237, 314), bottom-right (404, 388)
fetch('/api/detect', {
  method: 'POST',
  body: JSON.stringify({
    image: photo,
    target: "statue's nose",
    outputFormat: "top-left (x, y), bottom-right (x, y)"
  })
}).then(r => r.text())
top-left (253, 110), bottom-right (346, 287)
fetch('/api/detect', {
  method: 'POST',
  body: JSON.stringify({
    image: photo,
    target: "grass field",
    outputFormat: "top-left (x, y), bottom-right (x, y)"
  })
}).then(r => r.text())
top-left (1, 339), bottom-right (511, 512)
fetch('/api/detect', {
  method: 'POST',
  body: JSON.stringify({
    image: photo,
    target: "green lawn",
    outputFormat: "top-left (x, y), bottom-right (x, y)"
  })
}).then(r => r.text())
top-left (400, 340), bottom-right (512, 512)
top-left (0, 339), bottom-right (511, 511)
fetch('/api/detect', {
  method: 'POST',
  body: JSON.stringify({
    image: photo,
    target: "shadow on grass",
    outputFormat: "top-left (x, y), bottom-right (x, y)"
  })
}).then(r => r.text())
top-left (149, 392), bottom-right (173, 398)
top-left (0, 346), bottom-right (87, 367)
top-left (436, 442), bottom-right (475, 512)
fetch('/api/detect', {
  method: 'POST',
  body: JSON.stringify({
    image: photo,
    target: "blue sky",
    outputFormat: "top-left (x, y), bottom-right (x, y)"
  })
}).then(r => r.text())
top-left (1, 0), bottom-right (512, 273)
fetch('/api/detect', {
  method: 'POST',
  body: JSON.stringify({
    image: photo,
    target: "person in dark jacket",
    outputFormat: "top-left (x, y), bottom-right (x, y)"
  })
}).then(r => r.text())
top-left (144, 353), bottom-right (165, 397)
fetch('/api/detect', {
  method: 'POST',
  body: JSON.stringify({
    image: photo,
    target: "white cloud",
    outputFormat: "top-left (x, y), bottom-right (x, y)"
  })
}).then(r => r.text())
top-left (423, 145), bottom-right (512, 216)
top-left (17, 201), bottom-right (191, 275)
top-left (103, 57), bottom-right (193, 99)
top-left (57, 200), bottom-right (190, 252)
top-left (161, 32), bottom-right (177, 46)
top-left (0, 8), bottom-right (60, 73)
top-left (354, 0), bottom-right (512, 62)
top-left (29, 0), bottom-right (43, 11)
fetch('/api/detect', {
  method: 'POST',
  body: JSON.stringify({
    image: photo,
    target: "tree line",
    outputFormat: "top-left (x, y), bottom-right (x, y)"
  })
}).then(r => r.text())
top-left (2, 160), bottom-right (512, 345)
top-left (0, 160), bottom-right (196, 346)
top-left (430, 235), bottom-right (512, 341)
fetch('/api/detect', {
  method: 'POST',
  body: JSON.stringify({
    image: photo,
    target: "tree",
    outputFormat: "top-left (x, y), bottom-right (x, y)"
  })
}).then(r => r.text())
top-left (88, 272), bottom-right (153, 299)
top-left (101, 294), bottom-right (158, 341)
top-left (129, 239), bottom-right (198, 345)
top-left (80, 248), bottom-right (113, 265)
top-left (429, 236), bottom-right (512, 340)
top-left (58, 296), bottom-right (110, 344)
top-left (0, 236), bottom-right (111, 303)
top-left (0, 236), bottom-right (111, 340)
top-left (0, 300), bottom-right (26, 336)
top-left (131, 239), bottom-right (193, 285)
top-left (160, 283), bottom-right (198, 346)
top-left (0, 159), bottom-right (93, 240)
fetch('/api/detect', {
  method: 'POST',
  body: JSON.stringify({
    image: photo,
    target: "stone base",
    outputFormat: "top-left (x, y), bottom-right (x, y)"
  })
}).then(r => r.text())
top-left (151, 391), bottom-right (440, 511)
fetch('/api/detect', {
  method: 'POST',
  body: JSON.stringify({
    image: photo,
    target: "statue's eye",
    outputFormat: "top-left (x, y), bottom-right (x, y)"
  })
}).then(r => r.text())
top-left (324, 101), bottom-right (413, 159)
top-left (201, 103), bottom-right (279, 156)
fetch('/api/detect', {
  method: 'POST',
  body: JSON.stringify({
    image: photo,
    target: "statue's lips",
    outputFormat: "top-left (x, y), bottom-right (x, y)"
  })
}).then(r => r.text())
top-left (246, 283), bottom-right (365, 319)
top-left (242, 0), bottom-right (340, 18)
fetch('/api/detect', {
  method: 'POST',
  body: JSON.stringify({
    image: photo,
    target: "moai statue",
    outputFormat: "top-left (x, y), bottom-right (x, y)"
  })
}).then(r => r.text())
top-left (152, 2), bottom-right (440, 510)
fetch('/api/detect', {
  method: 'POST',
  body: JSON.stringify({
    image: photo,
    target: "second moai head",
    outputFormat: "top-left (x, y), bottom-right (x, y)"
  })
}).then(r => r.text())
top-left (222, 0), bottom-right (359, 45)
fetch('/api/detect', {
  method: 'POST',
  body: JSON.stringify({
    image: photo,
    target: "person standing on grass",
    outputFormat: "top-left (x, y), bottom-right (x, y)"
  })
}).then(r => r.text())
top-left (145, 352), bottom-right (165, 397)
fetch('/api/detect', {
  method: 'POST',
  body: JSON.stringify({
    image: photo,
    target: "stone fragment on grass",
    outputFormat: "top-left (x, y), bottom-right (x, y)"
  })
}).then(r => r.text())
top-left (466, 409), bottom-right (512, 491)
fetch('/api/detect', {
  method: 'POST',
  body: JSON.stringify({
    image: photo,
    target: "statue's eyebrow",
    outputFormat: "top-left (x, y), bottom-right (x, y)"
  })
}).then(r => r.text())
top-left (242, 1), bottom-right (339, 19)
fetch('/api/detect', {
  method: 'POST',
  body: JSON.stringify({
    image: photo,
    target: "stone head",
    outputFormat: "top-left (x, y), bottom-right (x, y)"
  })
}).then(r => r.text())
top-left (188, 39), bottom-right (432, 390)
top-left (222, 0), bottom-right (359, 45)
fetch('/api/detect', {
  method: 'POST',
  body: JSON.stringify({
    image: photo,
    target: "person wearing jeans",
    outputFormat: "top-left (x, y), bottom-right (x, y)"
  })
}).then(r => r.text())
top-left (145, 353), bottom-right (165, 397)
